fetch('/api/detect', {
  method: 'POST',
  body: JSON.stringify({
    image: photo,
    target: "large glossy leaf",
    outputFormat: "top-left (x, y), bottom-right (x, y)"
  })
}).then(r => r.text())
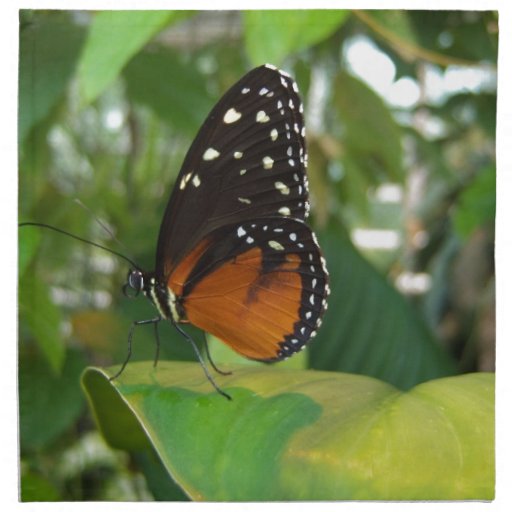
top-left (244, 10), bottom-right (349, 66)
top-left (77, 10), bottom-right (189, 104)
top-left (309, 227), bottom-right (458, 389)
top-left (82, 362), bottom-right (493, 500)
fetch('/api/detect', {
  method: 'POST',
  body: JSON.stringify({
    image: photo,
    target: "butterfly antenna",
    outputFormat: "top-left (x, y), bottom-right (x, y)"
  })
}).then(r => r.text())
top-left (19, 222), bottom-right (141, 269)
top-left (73, 199), bottom-right (132, 257)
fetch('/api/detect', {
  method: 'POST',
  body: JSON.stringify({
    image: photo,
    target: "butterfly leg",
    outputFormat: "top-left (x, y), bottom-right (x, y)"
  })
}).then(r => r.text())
top-left (172, 322), bottom-right (232, 401)
top-left (153, 320), bottom-right (161, 368)
top-left (110, 316), bottom-right (162, 381)
top-left (202, 332), bottom-right (232, 376)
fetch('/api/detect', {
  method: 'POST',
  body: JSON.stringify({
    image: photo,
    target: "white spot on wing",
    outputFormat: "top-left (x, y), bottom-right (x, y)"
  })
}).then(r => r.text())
top-left (223, 108), bottom-right (242, 124)
top-left (262, 156), bottom-right (274, 169)
top-left (270, 128), bottom-right (278, 141)
top-left (234, 151), bottom-right (243, 159)
top-left (203, 148), bottom-right (220, 161)
top-left (274, 181), bottom-right (290, 195)
top-left (192, 174), bottom-right (201, 187)
top-left (278, 206), bottom-right (291, 216)
top-left (268, 240), bottom-right (284, 251)
top-left (238, 197), bottom-right (251, 204)
top-left (237, 226), bottom-right (246, 237)
top-left (256, 111), bottom-right (270, 123)
top-left (179, 172), bottom-right (193, 190)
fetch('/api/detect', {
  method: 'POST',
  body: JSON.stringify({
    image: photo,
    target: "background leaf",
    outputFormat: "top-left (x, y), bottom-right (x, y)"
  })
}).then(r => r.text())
top-left (19, 273), bottom-right (65, 373)
top-left (244, 10), bottom-right (349, 66)
top-left (18, 11), bottom-right (85, 143)
top-left (310, 227), bottom-right (457, 388)
top-left (19, 349), bottom-right (87, 451)
top-left (123, 47), bottom-right (214, 134)
top-left (78, 10), bottom-right (189, 104)
top-left (334, 71), bottom-right (404, 184)
top-left (453, 166), bottom-right (496, 239)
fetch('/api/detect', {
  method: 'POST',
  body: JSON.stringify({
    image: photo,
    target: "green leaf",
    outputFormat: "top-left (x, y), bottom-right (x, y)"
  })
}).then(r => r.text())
top-left (82, 362), bottom-right (494, 500)
top-left (21, 471), bottom-right (61, 501)
top-left (19, 273), bottom-right (65, 373)
top-left (310, 228), bottom-right (457, 388)
top-left (123, 47), bottom-right (214, 134)
top-left (18, 12), bottom-right (85, 143)
top-left (244, 10), bottom-right (349, 66)
top-left (453, 167), bottom-right (496, 238)
top-left (18, 226), bottom-right (42, 278)
top-left (78, 10), bottom-right (189, 104)
top-left (368, 10), bottom-right (419, 46)
top-left (19, 349), bottom-right (87, 451)
top-left (334, 71), bottom-right (404, 186)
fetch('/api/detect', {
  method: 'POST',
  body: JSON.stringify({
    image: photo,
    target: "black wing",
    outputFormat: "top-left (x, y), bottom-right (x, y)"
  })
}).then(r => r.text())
top-left (155, 64), bottom-right (310, 281)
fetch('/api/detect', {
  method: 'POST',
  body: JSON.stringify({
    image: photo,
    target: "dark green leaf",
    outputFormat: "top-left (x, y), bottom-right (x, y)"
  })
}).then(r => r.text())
top-left (21, 471), bottom-right (61, 501)
top-left (18, 226), bottom-right (41, 278)
top-left (453, 167), bottom-right (496, 239)
top-left (408, 11), bottom-right (498, 63)
top-left (334, 71), bottom-right (404, 188)
top-left (19, 273), bottom-right (65, 373)
top-left (310, 226), bottom-right (458, 388)
top-left (83, 363), bottom-right (494, 500)
top-left (19, 349), bottom-right (87, 451)
top-left (18, 12), bottom-right (85, 143)
top-left (124, 47), bottom-right (214, 135)
top-left (134, 450), bottom-right (190, 501)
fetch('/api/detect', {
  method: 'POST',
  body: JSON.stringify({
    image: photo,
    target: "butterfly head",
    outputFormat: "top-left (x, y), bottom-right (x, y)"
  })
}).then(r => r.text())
top-left (123, 268), bottom-right (146, 298)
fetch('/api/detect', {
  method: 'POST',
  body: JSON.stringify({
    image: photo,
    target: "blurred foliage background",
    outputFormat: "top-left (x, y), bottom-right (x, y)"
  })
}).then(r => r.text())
top-left (18, 9), bottom-right (497, 501)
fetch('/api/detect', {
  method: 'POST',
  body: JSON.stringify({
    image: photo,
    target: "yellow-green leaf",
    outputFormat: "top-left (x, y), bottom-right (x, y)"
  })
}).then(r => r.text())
top-left (82, 362), bottom-right (494, 501)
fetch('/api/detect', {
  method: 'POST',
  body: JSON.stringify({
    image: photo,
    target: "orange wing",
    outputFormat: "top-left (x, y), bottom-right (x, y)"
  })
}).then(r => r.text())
top-left (167, 218), bottom-right (329, 361)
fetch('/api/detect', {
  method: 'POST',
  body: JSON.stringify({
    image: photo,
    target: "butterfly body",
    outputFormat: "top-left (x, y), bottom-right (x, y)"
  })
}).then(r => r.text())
top-left (126, 64), bottom-right (329, 364)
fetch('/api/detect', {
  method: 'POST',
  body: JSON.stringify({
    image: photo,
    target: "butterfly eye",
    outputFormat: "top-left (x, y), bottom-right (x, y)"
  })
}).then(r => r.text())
top-left (123, 269), bottom-right (143, 298)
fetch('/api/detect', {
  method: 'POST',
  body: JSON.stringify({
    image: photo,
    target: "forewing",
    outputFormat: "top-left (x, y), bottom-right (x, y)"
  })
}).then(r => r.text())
top-left (155, 65), bottom-right (309, 281)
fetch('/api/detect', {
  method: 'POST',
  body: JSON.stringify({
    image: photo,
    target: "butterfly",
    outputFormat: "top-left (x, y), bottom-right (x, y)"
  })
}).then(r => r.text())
top-left (23, 64), bottom-right (330, 399)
